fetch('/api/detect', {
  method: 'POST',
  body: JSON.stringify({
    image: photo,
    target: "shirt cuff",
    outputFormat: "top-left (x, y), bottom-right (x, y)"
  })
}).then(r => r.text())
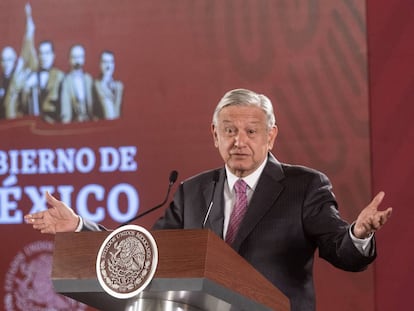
top-left (349, 223), bottom-right (374, 256)
top-left (75, 216), bottom-right (83, 232)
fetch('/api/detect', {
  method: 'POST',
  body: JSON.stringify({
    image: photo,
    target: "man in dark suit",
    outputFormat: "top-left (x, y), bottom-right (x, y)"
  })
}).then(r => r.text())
top-left (25, 88), bottom-right (392, 311)
top-left (21, 40), bottom-right (64, 122)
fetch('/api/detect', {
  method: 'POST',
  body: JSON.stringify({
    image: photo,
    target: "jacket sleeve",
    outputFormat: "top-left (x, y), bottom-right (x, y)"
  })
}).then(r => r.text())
top-left (302, 171), bottom-right (376, 271)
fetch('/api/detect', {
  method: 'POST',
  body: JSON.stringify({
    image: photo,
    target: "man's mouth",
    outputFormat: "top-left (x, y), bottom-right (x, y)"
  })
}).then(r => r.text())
top-left (230, 153), bottom-right (249, 157)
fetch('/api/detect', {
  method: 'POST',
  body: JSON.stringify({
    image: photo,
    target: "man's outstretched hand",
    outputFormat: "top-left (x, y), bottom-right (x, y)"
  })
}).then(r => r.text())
top-left (353, 191), bottom-right (393, 239)
top-left (24, 192), bottom-right (80, 234)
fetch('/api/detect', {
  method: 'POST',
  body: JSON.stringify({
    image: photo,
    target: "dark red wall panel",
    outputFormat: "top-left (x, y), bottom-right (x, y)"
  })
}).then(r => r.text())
top-left (367, 0), bottom-right (414, 310)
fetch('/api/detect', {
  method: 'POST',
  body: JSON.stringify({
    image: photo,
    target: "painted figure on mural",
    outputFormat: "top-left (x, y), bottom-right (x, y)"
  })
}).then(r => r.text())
top-left (21, 39), bottom-right (65, 123)
top-left (93, 50), bottom-right (123, 120)
top-left (0, 4), bottom-right (37, 120)
top-left (60, 44), bottom-right (94, 123)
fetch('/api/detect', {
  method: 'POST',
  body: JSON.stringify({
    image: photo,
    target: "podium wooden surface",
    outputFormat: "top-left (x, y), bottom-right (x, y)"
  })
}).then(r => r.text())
top-left (52, 229), bottom-right (290, 311)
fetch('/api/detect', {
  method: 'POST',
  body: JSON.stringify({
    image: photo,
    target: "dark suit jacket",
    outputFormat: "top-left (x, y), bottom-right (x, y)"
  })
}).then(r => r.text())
top-left (152, 154), bottom-right (376, 311)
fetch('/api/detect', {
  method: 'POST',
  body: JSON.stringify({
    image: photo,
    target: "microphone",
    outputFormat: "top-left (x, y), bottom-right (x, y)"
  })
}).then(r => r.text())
top-left (117, 170), bottom-right (178, 228)
top-left (202, 170), bottom-right (220, 228)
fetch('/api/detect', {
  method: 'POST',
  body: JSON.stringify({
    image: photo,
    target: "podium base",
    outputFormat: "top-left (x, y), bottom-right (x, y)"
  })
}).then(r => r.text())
top-left (125, 298), bottom-right (202, 311)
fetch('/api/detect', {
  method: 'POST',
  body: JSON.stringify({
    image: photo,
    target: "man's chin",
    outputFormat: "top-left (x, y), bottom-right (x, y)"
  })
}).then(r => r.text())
top-left (228, 161), bottom-right (254, 176)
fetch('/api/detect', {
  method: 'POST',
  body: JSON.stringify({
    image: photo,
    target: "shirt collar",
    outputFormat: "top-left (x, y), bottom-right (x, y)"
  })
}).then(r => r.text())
top-left (225, 157), bottom-right (267, 191)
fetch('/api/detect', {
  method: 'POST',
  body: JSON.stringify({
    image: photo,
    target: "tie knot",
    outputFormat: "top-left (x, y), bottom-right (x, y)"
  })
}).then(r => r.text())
top-left (234, 179), bottom-right (247, 194)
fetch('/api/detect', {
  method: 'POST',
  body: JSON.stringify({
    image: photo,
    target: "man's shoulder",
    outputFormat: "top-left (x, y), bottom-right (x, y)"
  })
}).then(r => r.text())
top-left (182, 167), bottom-right (222, 185)
top-left (50, 67), bottom-right (65, 76)
top-left (48, 68), bottom-right (65, 82)
top-left (278, 162), bottom-right (329, 180)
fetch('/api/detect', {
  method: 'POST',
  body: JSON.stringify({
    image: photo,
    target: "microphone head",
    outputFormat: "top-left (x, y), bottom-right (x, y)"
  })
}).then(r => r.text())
top-left (212, 170), bottom-right (220, 182)
top-left (169, 170), bottom-right (179, 184)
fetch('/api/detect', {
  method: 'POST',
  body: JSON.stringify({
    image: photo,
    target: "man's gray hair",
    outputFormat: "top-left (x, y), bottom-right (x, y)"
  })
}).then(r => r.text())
top-left (212, 88), bottom-right (276, 129)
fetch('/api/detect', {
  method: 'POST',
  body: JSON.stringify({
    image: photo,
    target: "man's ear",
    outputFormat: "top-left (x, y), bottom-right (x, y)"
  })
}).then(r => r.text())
top-left (268, 125), bottom-right (278, 150)
top-left (211, 124), bottom-right (219, 147)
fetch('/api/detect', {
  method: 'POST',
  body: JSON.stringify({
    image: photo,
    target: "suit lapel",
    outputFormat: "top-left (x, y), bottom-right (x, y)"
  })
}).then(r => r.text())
top-left (232, 155), bottom-right (285, 251)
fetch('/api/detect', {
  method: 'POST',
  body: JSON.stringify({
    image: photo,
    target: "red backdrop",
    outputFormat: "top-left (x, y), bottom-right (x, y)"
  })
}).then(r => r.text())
top-left (1, 0), bottom-right (408, 310)
top-left (367, 0), bottom-right (414, 310)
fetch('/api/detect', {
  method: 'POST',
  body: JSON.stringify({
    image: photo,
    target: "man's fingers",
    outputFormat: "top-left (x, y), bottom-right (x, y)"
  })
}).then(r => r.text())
top-left (32, 212), bottom-right (44, 219)
top-left (28, 214), bottom-right (44, 226)
top-left (25, 216), bottom-right (55, 234)
top-left (370, 191), bottom-right (385, 209)
top-left (368, 208), bottom-right (393, 231)
top-left (46, 191), bottom-right (59, 205)
top-left (354, 193), bottom-right (392, 238)
top-left (368, 192), bottom-right (393, 215)
top-left (374, 208), bottom-right (392, 225)
top-left (24, 212), bottom-right (43, 222)
top-left (33, 222), bottom-right (46, 230)
top-left (24, 192), bottom-right (62, 235)
top-left (40, 227), bottom-right (55, 234)
top-left (25, 192), bottom-right (58, 221)
top-left (379, 207), bottom-right (393, 225)
top-left (385, 207), bottom-right (393, 217)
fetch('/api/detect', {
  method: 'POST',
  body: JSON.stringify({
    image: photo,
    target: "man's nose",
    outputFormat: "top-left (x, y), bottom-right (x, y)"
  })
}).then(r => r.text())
top-left (234, 131), bottom-right (247, 147)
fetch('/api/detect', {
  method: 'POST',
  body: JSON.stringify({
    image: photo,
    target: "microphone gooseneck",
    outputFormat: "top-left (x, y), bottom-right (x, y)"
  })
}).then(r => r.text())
top-left (202, 170), bottom-right (220, 228)
top-left (117, 170), bottom-right (179, 228)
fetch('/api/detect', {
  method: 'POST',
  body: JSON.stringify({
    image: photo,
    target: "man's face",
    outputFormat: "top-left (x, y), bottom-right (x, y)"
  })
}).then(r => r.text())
top-left (1, 47), bottom-right (17, 76)
top-left (100, 52), bottom-right (115, 77)
top-left (69, 46), bottom-right (85, 69)
top-left (38, 42), bottom-right (55, 70)
top-left (211, 105), bottom-right (278, 177)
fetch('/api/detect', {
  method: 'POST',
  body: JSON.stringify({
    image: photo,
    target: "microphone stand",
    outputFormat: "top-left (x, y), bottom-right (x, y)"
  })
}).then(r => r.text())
top-left (117, 170), bottom-right (178, 228)
top-left (202, 170), bottom-right (220, 228)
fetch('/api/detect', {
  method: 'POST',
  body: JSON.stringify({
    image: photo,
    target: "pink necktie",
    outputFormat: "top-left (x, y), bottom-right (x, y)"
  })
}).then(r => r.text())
top-left (225, 179), bottom-right (248, 244)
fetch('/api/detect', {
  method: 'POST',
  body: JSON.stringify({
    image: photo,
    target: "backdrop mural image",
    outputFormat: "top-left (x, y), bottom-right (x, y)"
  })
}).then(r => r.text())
top-left (0, 1), bottom-right (375, 310)
top-left (1, 4), bottom-right (123, 123)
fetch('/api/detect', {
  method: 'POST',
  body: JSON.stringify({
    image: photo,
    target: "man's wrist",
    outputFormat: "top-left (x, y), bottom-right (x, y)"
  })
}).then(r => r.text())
top-left (350, 222), bottom-right (373, 240)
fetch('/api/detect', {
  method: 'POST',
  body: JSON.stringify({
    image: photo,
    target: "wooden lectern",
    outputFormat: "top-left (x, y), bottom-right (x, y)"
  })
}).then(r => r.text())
top-left (52, 229), bottom-right (290, 311)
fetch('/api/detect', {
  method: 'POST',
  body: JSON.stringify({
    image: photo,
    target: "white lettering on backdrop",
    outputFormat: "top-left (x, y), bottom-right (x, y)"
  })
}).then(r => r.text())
top-left (0, 146), bottom-right (139, 224)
